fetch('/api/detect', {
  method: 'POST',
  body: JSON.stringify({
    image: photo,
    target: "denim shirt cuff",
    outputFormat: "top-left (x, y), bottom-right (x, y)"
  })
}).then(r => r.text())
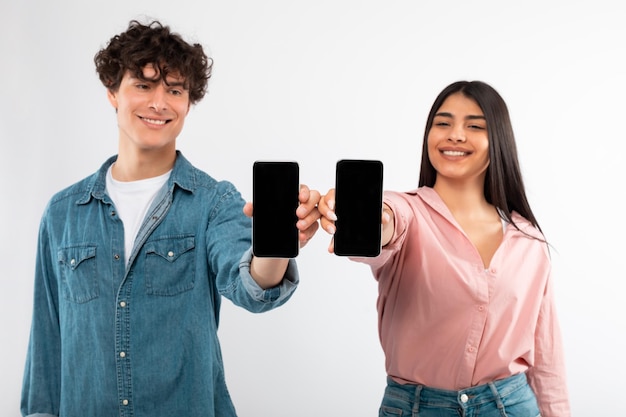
top-left (239, 248), bottom-right (299, 303)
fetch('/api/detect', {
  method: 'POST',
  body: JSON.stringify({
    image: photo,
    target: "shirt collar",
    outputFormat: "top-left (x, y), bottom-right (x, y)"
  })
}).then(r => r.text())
top-left (77, 150), bottom-right (196, 205)
top-left (414, 186), bottom-right (537, 238)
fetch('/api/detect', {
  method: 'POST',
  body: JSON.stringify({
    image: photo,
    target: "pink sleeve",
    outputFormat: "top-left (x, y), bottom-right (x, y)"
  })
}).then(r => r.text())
top-left (526, 273), bottom-right (571, 416)
top-left (349, 191), bottom-right (409, 273)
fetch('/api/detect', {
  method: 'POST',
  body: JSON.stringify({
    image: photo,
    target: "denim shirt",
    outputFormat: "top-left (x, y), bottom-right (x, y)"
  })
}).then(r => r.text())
top-left (21, 152), bottom-right (299, 417)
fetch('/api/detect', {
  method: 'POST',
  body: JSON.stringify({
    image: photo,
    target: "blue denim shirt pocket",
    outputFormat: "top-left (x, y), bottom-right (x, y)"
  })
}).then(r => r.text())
top-left (58, 245), bottom-right (99, 303)
top-left (144, 235), bottom-right (196, 296)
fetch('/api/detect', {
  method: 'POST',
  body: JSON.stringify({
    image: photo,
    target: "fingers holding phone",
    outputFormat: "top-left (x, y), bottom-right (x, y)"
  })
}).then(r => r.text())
top-left (296, 184), bottom-right (321, 248)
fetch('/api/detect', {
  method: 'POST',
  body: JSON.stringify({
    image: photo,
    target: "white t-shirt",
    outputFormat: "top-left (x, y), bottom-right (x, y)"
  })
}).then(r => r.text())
top-left (106, 165), bottom-right (171, 265)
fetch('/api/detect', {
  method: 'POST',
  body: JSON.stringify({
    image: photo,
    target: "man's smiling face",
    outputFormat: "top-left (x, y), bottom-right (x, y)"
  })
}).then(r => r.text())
top-left (107, 64), bottom-right (190, 154)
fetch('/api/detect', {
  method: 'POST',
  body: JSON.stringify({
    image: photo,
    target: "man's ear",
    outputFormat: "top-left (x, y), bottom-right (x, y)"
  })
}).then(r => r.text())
top-left (106, 89), bottom-right (118, 111)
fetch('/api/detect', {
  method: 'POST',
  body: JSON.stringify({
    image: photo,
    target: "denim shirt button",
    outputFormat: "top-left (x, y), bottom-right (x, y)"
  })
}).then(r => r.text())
top-left (120, 301), bottom-right (127, 308)
top-left (70, 259), bottom-right (76, 265)
top-left (114, 254), bottom-right (120, 260)
top-left (122, 399), bottom-right (129, 406)
top-left (460, 393), bottom-right (469, 403)
top-left (119, 351), bottom-right (126, 358)
top-left (168, 251), bottom-right (174, 258)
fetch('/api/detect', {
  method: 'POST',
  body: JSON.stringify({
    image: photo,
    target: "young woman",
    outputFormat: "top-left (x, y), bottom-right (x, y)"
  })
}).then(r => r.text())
top-left (319, 81), bottom-right (570, 416)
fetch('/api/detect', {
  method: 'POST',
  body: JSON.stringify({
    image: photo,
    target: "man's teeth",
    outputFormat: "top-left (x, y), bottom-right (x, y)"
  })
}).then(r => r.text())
top-left (143, 117), bottom-right (166, 125)
top-left (443, 150), bottom-right (466, 156)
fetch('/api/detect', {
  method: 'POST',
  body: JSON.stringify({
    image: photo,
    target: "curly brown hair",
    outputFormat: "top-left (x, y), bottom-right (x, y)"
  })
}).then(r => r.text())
top-left (94, 20), bottom-right (212, 105)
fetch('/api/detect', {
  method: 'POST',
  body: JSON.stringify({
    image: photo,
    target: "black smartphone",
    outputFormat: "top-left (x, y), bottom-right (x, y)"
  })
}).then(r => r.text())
top-left (334, 159), bottom-right (384, 257)
top-left (252, 161), bottom-right (300, 258)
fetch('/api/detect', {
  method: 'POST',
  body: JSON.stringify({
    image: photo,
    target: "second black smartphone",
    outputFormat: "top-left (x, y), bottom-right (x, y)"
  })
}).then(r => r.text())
top-left (334, 159), bottom-right (384, 257)
top-left (252, 161), bottom-right (300, 258)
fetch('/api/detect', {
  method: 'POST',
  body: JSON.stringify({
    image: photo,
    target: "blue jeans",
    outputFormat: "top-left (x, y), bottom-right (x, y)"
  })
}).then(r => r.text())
top-left (379, 373), bottom-right (541, 417)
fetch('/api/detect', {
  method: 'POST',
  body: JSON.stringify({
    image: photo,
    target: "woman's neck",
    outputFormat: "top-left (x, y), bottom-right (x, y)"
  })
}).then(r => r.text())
top-left (432, 177), bottom-right (495, 220)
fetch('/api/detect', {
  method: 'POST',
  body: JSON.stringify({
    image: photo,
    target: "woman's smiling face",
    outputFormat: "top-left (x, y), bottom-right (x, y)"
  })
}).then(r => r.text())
top-left (427, 92), bottom-right (490, 186)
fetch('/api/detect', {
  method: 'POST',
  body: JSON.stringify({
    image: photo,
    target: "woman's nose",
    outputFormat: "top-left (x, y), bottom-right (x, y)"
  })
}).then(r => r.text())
top-left (448, 126), bottom-right (466, 142)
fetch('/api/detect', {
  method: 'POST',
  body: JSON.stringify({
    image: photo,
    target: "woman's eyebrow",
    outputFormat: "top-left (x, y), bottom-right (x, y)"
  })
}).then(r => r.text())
top-left (434, 112), bottom-right (485, 120)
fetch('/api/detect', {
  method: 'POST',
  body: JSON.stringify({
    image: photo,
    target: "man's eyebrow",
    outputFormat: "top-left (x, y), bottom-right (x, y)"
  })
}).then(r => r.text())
top-left (165, 80), bottom-right (186, 87)
top-left (128, 74), bottom-right (187, 87)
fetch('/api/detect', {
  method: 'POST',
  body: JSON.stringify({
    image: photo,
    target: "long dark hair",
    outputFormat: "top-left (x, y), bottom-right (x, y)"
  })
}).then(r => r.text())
top-left (418, 81), bottom-right (542, 234)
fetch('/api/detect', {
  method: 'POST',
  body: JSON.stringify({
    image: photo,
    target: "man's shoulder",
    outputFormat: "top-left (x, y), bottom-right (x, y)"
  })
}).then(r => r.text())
top-left (47, 172), bottom-right (97, 207)
top-left (175, 155), bottom-right (239, 196)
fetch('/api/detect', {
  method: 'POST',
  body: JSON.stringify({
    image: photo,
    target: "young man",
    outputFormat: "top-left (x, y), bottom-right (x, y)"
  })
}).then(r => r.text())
top-left (21, 20), bottom-right (321, 417)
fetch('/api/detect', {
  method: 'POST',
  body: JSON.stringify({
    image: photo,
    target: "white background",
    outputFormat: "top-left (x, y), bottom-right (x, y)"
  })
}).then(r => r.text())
top-left (1, 1), bottom-right (625, 416)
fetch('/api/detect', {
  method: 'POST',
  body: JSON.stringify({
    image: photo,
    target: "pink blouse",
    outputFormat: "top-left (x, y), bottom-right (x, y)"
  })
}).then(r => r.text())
top-left (353, 187), bottom-right (570, 417)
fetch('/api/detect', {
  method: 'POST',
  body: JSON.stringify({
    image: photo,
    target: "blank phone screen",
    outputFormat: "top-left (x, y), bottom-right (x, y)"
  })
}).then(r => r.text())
top-left (334, 159), bottom-right (383, 257)
top-left (252, 161), bottom-right (300, 258)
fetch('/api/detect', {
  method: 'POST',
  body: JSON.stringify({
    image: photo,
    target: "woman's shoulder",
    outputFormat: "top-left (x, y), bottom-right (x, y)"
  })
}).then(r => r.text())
top-left (384, 186), bottom-right (431, 199)
top-left (384, 186), bottom-right (441, 209)
top-left (509, 211), bottom-right (545, 241)
top-left (383, 187), bottom-right (452, 224)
